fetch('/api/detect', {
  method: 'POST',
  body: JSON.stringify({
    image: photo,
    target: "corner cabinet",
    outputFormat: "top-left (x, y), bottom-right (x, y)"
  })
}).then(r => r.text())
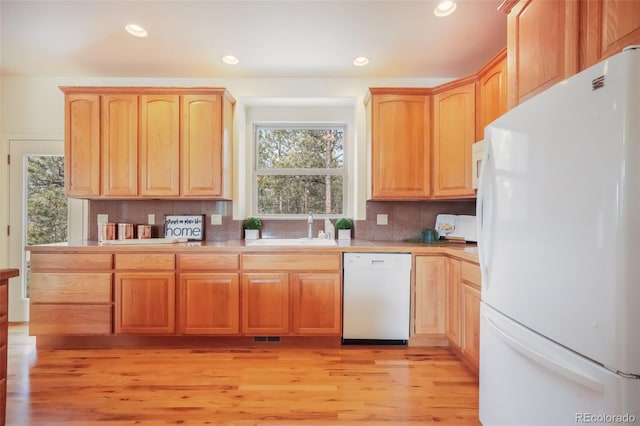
top-left (477, 49), bottom-right (507, 140)
top-left (367, 89), bottom-right (432, 200)
top-left (432, 81), bottom-right (476, 198)
top-left (60, 87), bottom-right (235, 200)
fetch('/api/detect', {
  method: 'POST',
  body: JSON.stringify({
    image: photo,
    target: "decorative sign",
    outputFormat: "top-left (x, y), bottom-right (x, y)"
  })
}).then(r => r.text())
top-left (164, 215), bottom-right (204, 241)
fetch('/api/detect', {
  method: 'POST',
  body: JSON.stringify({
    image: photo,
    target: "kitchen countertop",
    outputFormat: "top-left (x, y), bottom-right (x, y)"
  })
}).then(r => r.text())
top-left (0, 269), bottom-right (19, 281)
top-left (28, 239), bottom-right (479, 263)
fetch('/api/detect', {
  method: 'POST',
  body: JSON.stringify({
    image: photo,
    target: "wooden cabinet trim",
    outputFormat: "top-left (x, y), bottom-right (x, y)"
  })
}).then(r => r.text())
top-left (60, 86), bottom-right (236, 103)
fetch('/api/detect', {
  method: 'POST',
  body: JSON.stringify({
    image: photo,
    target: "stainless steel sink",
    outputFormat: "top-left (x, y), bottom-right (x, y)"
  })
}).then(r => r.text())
top-left (245, 238), bottom-right (337, 247)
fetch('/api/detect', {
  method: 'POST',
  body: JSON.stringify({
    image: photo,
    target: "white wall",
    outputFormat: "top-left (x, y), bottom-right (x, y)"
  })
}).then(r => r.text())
top-left (0, 74), bottom-right (453, 265)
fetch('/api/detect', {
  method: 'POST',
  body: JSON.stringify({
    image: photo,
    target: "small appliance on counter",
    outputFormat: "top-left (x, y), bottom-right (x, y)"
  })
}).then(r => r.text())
top-left (434, 214), bottom-right (477, 242)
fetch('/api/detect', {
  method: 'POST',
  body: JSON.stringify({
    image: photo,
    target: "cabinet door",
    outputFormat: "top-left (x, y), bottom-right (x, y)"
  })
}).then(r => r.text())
top-left (507, 0), bottom-right (579, 107)
top-left (433, 83), bottom-right (476, 198)
top-left (581, 0), bottom-right (640, 69)
top-left (115, 272), bottom-right (176, 334)
top-left (181, 95), bottom-right (224, 197)
top-left (461, 283), bottom-right (481, 372)
top-left (370, 94), bottom-right (431, 199)
top-left (478, 53), bottom-right (507, 140)
top-left (445, 258), bottom-right (461, 347)
top-left (101, 94), bottom-right (138, 196)
top-left (140, 95), bottom-right (180, 196)
top-left (290, 272), bottom-right (341, 336)
top-left (179, 273), bottom-right (239, 335)
top-left (414, 256), bottom-right (446, 335)
top-left (241, 273), bottom-right (289, 335)
top-left (65, 94), bottom-right (100, 197)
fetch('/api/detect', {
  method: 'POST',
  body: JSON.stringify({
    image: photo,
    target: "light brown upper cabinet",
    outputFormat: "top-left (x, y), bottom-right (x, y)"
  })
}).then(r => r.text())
top-left (502, 0), bottom-right (580, 108)
top-left (139, 94), bottom-right (181, 197)
top-left (60, 87), bottom-right (235, 199)
top-left (580, 0), bottom-right (640, 69)
top-left (64, 94), bottom-right (100, 197)
top-left (432, 81), bottom-right (476, 198)
top-left (477, 49), bottom-right (507, 140)
top-left (181, 95), bottom-right (233, 198)
top-left (367, 90), bottom-right (432, 200)
top-left (101, 94), bottom-right (138, 197)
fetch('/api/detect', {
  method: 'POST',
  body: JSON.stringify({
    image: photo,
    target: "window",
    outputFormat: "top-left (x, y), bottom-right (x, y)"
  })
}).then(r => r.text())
top-left (254, 124), bottom-right (345, 217)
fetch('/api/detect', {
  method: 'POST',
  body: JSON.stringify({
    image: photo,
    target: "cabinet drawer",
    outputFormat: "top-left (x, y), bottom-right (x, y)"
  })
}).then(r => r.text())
top-left (242, 254), bottom-right (340, 271)
top-left (461, 261), bottom-right (481, 288)
top-left (115, 253), bottom-right (175, 270)
top-left (31, 253), bottom-right (112, 271)
top-left (178, 253), bottom-right (239, 271)
top-left (30, 304), bottom-right (112, 335)
top-left (30, 273), bottom-right (112, 303)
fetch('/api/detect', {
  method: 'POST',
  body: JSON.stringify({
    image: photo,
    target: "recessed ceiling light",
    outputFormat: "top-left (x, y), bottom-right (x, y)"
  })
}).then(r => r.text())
top-left (124, 24), bottom-right (148, 38)
top-left (434, 0), bottom-right (457, 17)
top-left (222, 55), bottom-right (239, 65)
top-left (353, 56), bottom-right (370, 67)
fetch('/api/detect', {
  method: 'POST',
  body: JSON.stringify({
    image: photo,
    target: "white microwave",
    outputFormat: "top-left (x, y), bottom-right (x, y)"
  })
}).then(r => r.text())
top-left (472, 140), bottom-right (485, 190)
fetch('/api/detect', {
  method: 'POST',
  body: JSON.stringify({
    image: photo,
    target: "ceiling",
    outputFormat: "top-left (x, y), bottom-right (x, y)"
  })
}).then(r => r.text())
top-left (0, 0), bottom-right (507, 79)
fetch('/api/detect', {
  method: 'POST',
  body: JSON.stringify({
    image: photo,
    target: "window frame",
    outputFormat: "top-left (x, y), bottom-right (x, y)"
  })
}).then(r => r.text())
top-left (251, 122), bottom-right (348, 219)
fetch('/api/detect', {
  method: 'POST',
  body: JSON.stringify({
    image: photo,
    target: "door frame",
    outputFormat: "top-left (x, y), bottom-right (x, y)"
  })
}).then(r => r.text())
top-left (7, 138), bottom-right (88, 322)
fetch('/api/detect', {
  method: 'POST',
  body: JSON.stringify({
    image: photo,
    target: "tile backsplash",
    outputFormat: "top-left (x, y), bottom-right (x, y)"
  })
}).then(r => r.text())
top-left (88, 199), bottom-right (476, 242)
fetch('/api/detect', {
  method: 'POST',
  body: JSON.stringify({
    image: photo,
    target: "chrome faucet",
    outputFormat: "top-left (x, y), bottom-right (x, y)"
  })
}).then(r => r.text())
top-left (307, 213), bottom-right (313, 239)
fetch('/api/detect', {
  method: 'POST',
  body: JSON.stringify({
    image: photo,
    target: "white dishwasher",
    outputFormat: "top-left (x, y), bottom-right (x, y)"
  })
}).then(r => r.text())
top-left (342, 252), bottom-right (412, 345)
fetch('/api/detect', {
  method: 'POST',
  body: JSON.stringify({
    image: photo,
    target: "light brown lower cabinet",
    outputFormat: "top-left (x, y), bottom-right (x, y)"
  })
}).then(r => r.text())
top-left (445, 257), bottom-right (462, 347)
top-left (414, 256), bottom-right (446, 336)
top-left (114, 272), bottom-right (176, 334)
top-left (460, 260), bottom-right (481, 372)
top-left (241, 273), bottom-right (289, 335)
top-left (290, 272), bottom-right (341, 335)
top-left (461, 283), bottom-right (481, 371)
top-left (241, 253), bottom-right (342, 337)
top-left (29, 253), bottom-right (113, 335)
top-left (179, 273), bottom-right (240, 335)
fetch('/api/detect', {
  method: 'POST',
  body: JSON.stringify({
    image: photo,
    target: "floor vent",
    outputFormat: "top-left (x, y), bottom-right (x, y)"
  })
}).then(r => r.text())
top-left (253, 336), bottom-right (281, 343)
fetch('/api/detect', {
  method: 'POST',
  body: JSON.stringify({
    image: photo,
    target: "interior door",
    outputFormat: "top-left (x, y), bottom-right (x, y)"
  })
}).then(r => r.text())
top-left (8, 139), bottom-right (87, 322)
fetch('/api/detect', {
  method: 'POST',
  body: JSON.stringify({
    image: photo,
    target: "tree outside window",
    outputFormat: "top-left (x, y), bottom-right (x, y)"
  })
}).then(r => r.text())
top-left (254, 125), bottom-right (345, 216)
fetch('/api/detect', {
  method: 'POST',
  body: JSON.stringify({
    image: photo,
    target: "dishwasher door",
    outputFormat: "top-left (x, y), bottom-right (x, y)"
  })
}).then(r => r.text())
top-left (342, 252), bottom-right (411, 344)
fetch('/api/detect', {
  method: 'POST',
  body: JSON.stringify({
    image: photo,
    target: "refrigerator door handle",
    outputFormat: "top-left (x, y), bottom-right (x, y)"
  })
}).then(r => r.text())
top-left (476, 145), bottom-right (494, 289)
top-left (483, 310), bottom-right (605, 394)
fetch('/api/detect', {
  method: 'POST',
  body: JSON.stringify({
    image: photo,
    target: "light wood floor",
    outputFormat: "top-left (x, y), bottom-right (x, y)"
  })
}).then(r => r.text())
top-left (6, 324), bottom-right (480, 425)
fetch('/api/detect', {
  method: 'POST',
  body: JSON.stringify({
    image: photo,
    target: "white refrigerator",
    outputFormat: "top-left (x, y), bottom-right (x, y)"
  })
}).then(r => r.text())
top-left (477, 46), bottom-right (640, 425)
